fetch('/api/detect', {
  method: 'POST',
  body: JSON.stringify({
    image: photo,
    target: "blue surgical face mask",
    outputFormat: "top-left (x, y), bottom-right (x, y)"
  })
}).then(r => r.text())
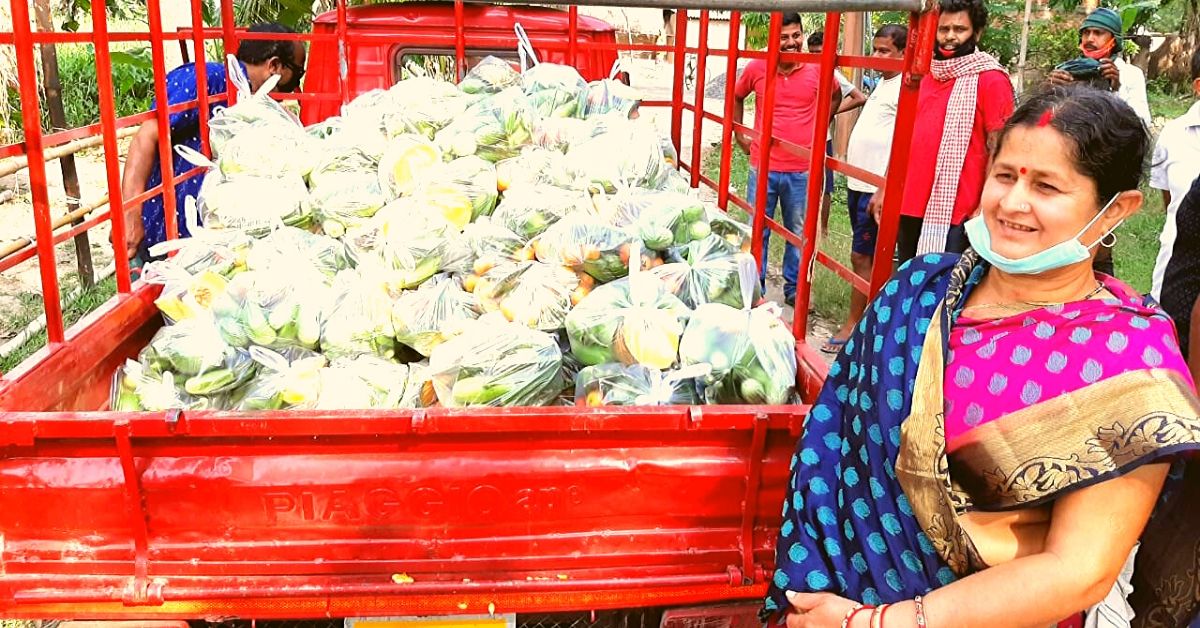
top-left (965, 194), bottom-right (1123, 275)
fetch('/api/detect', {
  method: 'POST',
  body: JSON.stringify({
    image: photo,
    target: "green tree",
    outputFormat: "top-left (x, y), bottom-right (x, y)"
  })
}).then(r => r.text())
top-left (236, 0), bottom-right (378, 32)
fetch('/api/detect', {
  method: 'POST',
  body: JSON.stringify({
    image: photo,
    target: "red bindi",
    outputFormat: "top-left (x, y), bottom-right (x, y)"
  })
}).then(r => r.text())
top-left (1019, 167), bottom-right (1028, 175)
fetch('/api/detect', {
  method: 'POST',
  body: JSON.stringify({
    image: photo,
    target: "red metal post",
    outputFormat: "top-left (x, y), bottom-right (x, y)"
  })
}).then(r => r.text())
top-left (10, 0), bottom-right (64, 342)
top-left (868, 9), bottom-right (936, 296)
top-left (190, 0), bottom-right (211, 158)
top-left (90, 0), bottom-right (132, 293)
top-left (454, 0), bottom-right (466, 82)
top-left (147, 0), bottom-right (179, 243)
top-left (792, 12), bottom-right (841, 339)
top-left (750, 14), bottom-right (782, 271)
top-left (568, 5), bottom-right (579, 66)
top-left (688, 11), bottom-right (710, 187)
top-left (716, 12), bottom-right (741, 211)
top-left (220, 0), bottom-right (237, 106)
top-left (669, 9), bottom-right (688, 159)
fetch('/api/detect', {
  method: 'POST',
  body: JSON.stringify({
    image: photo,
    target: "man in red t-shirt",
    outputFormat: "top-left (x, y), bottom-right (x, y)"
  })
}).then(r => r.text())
top-left (889, 0), bottom-right (1014, 263)
top-left (733, 13), bottom-right (842, 305)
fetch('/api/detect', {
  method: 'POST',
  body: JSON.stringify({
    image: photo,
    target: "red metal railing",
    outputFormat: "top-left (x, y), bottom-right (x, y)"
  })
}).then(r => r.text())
top-left (0, 0), bottom-right (932, 382)
top-left (0, 0), bottom-right (933, 618)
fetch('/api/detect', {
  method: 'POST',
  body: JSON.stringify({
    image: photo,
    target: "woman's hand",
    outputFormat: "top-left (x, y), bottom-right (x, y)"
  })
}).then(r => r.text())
top-left (783, 591), bottom-right (861, 628)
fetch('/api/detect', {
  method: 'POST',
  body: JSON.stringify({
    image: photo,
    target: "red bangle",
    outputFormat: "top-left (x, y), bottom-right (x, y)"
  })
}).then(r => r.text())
top-left (846, 606), bottom-right (874, 628)
top-left (879, 603), bottom-right (892, 628)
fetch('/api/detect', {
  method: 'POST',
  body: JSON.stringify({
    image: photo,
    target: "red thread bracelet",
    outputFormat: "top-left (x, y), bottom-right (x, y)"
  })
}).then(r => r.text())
top-left (879, 603), bottom-right (893, 627)
top-left (846, 606), bottom-right (874, 628)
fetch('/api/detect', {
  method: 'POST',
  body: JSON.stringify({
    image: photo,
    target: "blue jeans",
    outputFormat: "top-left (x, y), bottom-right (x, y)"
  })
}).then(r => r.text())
top-left (747, 169), bottom-right (808, 299)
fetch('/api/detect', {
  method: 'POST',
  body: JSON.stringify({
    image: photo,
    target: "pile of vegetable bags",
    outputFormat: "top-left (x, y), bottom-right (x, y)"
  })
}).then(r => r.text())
top-left (111, 53), bottom-right (796, 413)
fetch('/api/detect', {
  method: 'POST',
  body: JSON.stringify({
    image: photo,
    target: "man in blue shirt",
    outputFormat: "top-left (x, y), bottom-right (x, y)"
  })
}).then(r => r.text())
top-left (119, 22), bottom-right (306, 261)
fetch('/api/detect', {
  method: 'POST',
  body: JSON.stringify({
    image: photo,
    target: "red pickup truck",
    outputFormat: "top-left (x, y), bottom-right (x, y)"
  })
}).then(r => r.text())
top-left (0, 0), bottom-right (929, 625)
top-left (301, 2), bottom-right (625, 126)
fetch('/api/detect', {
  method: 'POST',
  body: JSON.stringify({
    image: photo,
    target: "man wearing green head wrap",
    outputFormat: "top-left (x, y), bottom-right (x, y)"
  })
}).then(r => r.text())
top-left (1048, 7), bottom-right (1151, 126)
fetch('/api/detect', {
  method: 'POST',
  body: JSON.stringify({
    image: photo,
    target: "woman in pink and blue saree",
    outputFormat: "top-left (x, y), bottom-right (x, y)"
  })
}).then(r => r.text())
top-left (766, 87), bottom-right (1200, 628)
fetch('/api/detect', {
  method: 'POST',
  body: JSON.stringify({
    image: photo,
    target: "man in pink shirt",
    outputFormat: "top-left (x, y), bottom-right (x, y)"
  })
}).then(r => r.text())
top-left (733, 13), bottom-right (842, 306)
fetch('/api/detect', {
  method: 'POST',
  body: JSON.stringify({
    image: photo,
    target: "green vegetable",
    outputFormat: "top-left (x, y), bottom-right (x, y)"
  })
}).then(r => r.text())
top-left (184, 368), bottom-right (238, 396)
top-left (642, 226), bottom-right (674, 251)
top-left (570, 342), bottom-right (616, 366)
top-left (452, 376), bottom-right (510, 404)
top-left (114, 388), bottom-right (142, 411)
top-left (581, 252), bottom-right (628, 283)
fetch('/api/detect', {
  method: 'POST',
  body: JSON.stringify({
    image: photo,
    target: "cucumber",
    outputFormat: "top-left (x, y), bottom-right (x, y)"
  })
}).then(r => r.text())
top-left (297, 308), bottom-right (321, 348)
top-left (114, 389), bottom-right (142, 411)
top-left (268, 302), bottom-right (298, 331)
top-left (185, 368), bottom-right (238, 396)
top-left (452, 375), bottom-right (509, 405)
top-left (569, 341), bottom-right (614, 366)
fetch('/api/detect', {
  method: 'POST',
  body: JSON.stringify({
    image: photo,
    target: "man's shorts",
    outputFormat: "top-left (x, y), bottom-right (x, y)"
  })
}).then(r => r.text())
top-left (847, 189), bottom-right (878, 256)
top-left (824, 139), bottom-right (835, 194)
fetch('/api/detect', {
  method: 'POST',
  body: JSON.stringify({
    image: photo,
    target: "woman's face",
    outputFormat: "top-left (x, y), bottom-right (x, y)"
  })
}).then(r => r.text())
top-left (978, 124), bottom-right (1115, 261)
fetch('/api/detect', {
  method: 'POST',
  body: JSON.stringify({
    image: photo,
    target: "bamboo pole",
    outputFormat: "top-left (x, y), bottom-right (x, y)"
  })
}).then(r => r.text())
top-left (0, 194), bottom-right (110, 261)
top-left (1015, 0), bottom-right (1034, 94)
top-left (0, 126), bottom-right (138, 180)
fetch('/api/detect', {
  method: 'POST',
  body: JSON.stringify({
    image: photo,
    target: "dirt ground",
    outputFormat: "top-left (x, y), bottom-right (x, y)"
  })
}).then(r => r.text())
top-left (0, 143), bottom-right (121, 340)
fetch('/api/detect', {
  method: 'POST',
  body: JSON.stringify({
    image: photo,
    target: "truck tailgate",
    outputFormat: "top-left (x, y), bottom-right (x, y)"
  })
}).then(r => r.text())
top-left (0, 404), bottom-right (806, 618)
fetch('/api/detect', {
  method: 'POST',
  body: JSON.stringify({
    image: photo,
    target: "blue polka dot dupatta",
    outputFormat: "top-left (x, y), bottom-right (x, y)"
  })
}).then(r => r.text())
top-left (765, 251), bottom-right (1200, 627)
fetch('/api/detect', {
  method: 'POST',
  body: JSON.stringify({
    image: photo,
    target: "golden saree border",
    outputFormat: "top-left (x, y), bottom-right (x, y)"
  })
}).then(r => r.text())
top-left (948, 369), bottom-right (1200, 511)
top-left (894, 304), bottom-right (988, 577)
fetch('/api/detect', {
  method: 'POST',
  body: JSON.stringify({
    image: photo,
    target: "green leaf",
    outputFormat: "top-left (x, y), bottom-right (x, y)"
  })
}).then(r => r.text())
top-left (111, 50), bottom-right (153, 72)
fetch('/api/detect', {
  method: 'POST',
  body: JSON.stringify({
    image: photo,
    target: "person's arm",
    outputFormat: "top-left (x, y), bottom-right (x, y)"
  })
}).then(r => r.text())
top-left (829, 89), bottom-right (843, 121)
top-left (732, 95), bottom-right (751, 153)
top-left (117, 119), bottom-right (159, 258)
top-left (1047, 68), bottom-right (1075, 86)
top-left (833, 73), bottom-right (865, 113)
top-left (733, 67), bottom-right (756, 153)
top-left (783, 462), bottom-right (1170, 628)
top-left (980, 73), bottom-right (1015, 154)
top-left (836, 86), bottom-right (866, 113)
top-left (1112, 60), bottom-right (1153, 126)
top-left (868, 186), bottom-right (885, 224)
top-left (1191, 294), bottom-right (1200, 384)
top-left (1099, 57), bottom-right (1122, 91)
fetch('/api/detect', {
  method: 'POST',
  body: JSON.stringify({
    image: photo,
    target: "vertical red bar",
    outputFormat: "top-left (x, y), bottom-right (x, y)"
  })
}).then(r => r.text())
top-left (688, 11), bottom-right (710, 187)
top-left (868, 9), bottom-right (936, 296)
top-left (220, 0), bottom-right (237, 107)
top-left (10, 0), bottom-right (64, 343)
top-left (91, 0), bottom-right (132, 293)
top-left (750, 14), bottom-right (782, 271)
top-left (147, 0), bottom-right (179, 243)
top-left (568, 5), bottom-right (578, 67)
top-left (792, 12), bottom-right (841, 339)
top-left (454, 0), bottom-right (466, 82)
top-left (190, 0), bottom-right (211, 159)
top-left (669, 9), bottom-right (688, 158)
top-left (337, 0), bottom-right (350, 105)
top-left (716, 11), bottom-right (741, 211)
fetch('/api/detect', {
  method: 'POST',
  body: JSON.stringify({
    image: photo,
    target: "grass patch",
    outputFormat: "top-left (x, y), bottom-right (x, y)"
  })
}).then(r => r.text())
top-left (702, 147), bottom-right (854, 325)
top-left (1149, 89), bottom-right (1193, 123)
top-left (0, 276), bottom-right (118, 374)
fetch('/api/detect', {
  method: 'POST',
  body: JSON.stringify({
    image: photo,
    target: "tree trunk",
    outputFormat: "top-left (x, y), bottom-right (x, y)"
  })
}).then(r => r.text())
top-left (1184, 0), bottom-right (1200, 51)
